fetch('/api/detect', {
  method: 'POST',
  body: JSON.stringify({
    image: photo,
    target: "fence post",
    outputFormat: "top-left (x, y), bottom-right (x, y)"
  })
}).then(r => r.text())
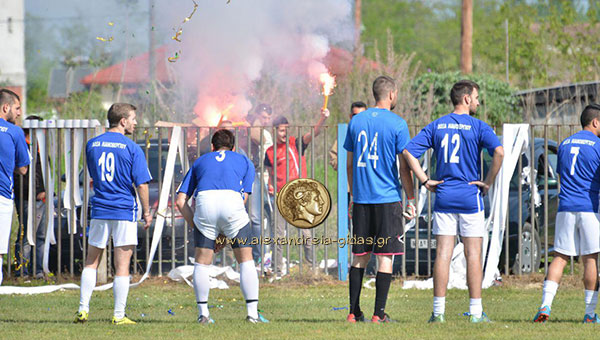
top-left (337, 124), bottom-right (348, 281)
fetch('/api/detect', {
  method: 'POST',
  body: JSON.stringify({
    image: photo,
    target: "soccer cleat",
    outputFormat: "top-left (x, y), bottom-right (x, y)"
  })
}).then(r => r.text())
top-left (247, 312), bottom-right (269, 323)
top-left (428, 313), bottom-right (446, 323)
top-left (111, 315), bottom-right (136, 325)
top-left (371, 313), bottom-right (395, 324)
top-left (469, 312), bottom-right (491, 323)
top-left (74, 310), bottom-right (88, 323)
top-left (533, 305), bottom-right (551, 323)
top-left (346, 313), bottom-right (367, 323)
top-left (198, 315), bottom-right (215, 324)
top-left (582, 313), bottom-right (600, 324)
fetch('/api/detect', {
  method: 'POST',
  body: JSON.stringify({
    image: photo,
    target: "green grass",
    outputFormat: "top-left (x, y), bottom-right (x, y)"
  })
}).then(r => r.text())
top-left (0, 277), bottom-right (597, 339)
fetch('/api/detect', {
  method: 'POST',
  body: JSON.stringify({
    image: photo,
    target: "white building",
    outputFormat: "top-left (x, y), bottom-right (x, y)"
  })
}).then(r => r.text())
top-left (0, 0), bottom-right (26, 110)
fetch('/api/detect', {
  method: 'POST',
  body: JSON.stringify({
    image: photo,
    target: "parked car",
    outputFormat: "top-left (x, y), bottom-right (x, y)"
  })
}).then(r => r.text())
top-left (367, 138), bottom-right (558, 276)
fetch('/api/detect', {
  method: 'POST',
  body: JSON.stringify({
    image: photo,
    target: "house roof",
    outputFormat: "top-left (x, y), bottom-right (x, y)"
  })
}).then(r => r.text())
top-left (80, 46), bottom-right (173, 85)
top-left (81, 45), bottom-right (375, 86)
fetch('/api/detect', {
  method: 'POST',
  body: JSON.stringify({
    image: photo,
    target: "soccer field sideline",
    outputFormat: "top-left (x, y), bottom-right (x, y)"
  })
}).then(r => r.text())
top-left (0, 276), bottom-right (597, 340)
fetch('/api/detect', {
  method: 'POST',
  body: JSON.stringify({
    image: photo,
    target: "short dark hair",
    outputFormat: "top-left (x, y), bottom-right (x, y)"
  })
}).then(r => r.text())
top-left (211, 129), bottom-right (235, 150)
top-left (107, 103), bottom-right (136, 128)
top-left (0, 88), bottom-right (20, 107)
top-left (25, 115), bottom-right (43, 121)
top-left (248, 103), bottom-right (272, 124)
top-left (272, 115), bottom-right (289, 127)
top-left (350, 101), bottom-right (367, 113)
top-left (450, 80), bottom-right (480, 106)
top-left (372, 76), bottom-right (396, 102)
top-left (580, 104), bottom-right (600, 128)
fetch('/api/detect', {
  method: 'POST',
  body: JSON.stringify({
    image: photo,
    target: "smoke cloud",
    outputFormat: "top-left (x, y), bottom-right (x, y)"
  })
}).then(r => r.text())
top-left (157, 0), bottom-right (353, 124)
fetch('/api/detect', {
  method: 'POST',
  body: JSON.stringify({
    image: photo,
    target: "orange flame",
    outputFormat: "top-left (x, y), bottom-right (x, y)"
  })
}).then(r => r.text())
top-left (319, 72), bottom-right (336, 109)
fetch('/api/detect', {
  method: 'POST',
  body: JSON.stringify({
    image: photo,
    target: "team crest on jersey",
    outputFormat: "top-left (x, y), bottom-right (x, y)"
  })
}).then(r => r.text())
top-left (372, 111), bottom-right (378, 117)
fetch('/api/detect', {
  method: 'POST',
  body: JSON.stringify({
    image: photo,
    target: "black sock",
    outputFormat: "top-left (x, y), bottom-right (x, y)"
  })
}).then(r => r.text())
top-left (374, 272), bottom-right (392, 318)
top-left (349, 266), bottom-right (365, 316)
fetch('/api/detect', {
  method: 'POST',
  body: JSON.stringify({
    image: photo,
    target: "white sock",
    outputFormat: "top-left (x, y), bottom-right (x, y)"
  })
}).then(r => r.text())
top-left (239, 260), bottom-right (259, 319)
top-left (193, 263), bottom-right (210, 317)
top-left (469, 298), bottom-right (483, 318)
top-left (541, 280), bottom-right (559, 308)
top-left (113, 276), bottom-right (130, 319)
top-left (585, 290), bottom-right (598, 316)
top-left (433, 296), bottom-right (445, 316)
top-left (79, 267), bottom-right (97, 313)
top-left (0, 255), bottom-right (3, 286)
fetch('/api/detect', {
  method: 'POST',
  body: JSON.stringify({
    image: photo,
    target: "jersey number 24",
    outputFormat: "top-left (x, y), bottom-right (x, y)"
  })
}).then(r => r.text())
top-left (357, 130), bottom-right (379, 169)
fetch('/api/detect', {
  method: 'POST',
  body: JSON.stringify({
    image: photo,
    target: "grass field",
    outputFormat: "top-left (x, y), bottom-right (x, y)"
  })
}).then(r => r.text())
top-left (0, 274), bottom-right (597, 339)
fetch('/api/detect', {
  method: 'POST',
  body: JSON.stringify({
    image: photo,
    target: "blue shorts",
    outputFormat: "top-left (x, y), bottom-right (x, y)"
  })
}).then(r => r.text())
top-left (194, 222), bottom-right (253, 249)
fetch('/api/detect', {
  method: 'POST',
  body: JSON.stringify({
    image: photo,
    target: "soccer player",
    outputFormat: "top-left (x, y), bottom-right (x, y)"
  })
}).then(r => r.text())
top-left (176, 129), bottom-right (268, 324)
top-left (533, 104), bottom-right (600, 323)
top-left (403, 80), bottom-right (504, 323)
top-left (75, 103), bottom-right (153, 325)
top-left (0, 89), bottom-right (30, 285)
top-left (343, 76), bottom-right (415, 324)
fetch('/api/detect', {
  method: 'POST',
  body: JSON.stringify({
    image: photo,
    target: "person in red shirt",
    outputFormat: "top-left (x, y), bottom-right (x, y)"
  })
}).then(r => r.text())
top-left (264, 109), bottom-right (329, 278)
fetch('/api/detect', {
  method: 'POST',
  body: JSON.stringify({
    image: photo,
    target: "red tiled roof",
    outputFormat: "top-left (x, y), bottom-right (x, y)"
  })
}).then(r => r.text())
top-left (81, 46), bottom-right (375, 85)
top-left (80, 46), bottom-right (173, 85)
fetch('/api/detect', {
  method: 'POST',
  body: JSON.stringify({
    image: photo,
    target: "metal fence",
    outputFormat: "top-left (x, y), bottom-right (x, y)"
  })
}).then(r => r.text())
top-left (6, 121), bottom-right (581, 280)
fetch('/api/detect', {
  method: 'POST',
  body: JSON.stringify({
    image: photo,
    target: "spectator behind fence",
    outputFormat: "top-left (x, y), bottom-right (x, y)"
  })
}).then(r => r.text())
top-left (264, 108), bottom-right (328, 278)
top-left (14, 115), bottom-right (47, 278)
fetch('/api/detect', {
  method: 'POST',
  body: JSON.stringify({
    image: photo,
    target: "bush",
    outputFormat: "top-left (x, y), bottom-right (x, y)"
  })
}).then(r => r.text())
top-left (413, 71), bottom-right (521, 127)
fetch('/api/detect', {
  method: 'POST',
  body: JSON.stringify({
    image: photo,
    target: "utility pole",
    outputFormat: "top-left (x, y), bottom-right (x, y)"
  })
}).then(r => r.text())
top-left (460, 0), bottom-right (473, 74)
top-left (149, 0), bottom-right (156, 85)
top-left (354, 0), bottom-right (362, 60)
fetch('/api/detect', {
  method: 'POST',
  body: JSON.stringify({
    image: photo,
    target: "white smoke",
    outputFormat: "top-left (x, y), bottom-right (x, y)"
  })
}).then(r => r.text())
top-left (157, 0), bottom-right (353, 124)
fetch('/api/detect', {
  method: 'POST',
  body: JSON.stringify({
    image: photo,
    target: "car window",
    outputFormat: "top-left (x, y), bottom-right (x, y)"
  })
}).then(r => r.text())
top-left (138, 140), bottom-right (184, 182)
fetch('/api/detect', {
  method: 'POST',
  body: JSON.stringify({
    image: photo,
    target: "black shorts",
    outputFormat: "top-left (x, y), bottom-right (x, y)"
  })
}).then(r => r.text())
top-left (194, 223), bottom-right (253, 249)
top-left (351, 202), bottom-right (403, 256)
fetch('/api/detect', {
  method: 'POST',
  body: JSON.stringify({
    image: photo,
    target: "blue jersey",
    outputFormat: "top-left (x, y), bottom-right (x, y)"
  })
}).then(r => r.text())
top-left (177, 150), bottom-right (255, 198)
top-left (0, 118), bottom-right (30, 200)
top-left (556, 130), bottom-right (600, 213)
top-left (86, 132), bottom-right (152, 221)
top-left (343, 108), bottom-right (410, 204)
top-left (405, 113), bottom-right (501, 214)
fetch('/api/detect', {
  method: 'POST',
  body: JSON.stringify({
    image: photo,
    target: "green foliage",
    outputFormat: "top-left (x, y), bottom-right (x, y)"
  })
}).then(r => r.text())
top-left (413, 71), bottom-right (521, 126)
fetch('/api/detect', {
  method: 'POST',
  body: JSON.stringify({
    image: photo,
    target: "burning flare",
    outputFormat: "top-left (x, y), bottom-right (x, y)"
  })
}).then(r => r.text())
top-left (319, 72), bottom-right (336, 110)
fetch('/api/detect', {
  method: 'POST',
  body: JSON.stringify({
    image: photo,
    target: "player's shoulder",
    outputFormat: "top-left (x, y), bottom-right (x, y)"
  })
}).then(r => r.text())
top-left (0, 119), bottom-right (25, 138)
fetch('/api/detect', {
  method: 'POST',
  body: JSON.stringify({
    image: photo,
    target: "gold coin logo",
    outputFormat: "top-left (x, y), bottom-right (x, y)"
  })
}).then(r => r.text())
top-left (276, 178), bottom-right (331, 229)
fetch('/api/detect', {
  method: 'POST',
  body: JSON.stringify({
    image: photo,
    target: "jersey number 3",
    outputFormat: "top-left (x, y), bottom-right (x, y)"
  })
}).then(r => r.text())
top-left (98, 151), bottom-right (115, 182)
top-left (357, 130), bottom-right (379, 169)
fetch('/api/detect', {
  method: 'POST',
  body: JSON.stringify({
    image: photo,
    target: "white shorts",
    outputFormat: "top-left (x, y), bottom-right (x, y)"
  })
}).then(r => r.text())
top-left (0, 196), bottom-right (14, 254)
top-left (193, 190), bottom-right (250, 240)
top-left (433, 211), bottom-right (485, 237)
top-left (88, 219), bottom-right (138, 248)
top-left (554, 211), bottom-right (600, 256)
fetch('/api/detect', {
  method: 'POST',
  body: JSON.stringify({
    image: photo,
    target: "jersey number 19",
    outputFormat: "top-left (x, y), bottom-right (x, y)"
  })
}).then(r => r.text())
top-left (98, 151), bottom-right (115, 182)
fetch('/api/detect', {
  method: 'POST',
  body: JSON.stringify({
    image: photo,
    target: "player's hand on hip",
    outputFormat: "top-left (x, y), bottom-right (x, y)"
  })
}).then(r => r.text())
top-left (425, 179), bottom-right (443, 192)
top-left (403, 198), bottom-right (417, 220)
top-left (143, 212), bottom-right (153, 230)
top-left (469, 180), bottom-right (490, 195)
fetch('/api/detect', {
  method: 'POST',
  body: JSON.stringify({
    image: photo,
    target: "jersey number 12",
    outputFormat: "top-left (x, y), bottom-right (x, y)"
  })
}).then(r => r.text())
top-left (441, 133), bottom-right (460, 164)
top-left (98, 151), bottom-right (115, 182)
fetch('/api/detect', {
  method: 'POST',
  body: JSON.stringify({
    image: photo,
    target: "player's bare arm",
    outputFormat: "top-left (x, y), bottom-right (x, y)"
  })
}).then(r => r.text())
top-left (399, 153), bottom-right (416, 219)
top-left (469, 145), bottom-right (504, 195)
top-left (138, 182), bottom-right (152, 229)
top-left (346, 151), bottom-right (353, 194)
top-left (302, 108), bottom-right (329, 145)
top-left (402, 149), bottom-right (443, 192)
top-left (16, 165), bottom-right (28, 176)
top-left (176, 192), bottom-right (195, 228)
